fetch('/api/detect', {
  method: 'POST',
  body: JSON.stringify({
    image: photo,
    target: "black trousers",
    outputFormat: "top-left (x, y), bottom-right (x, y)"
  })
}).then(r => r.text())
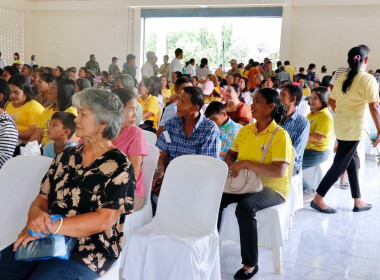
top-left (316, 140), bottom-right (361, 198)
top-left (217, 188), bottom-right (284, 267)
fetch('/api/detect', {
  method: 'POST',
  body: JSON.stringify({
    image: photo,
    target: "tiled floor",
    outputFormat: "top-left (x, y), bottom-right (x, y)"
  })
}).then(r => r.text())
top-left (220, 157), bottom-right (380, 280)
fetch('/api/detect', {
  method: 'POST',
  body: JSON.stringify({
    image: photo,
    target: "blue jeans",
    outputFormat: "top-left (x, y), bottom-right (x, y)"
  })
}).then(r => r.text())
top-left (0, 244), bottom-right (99, 280)
top-left (302, 149), bottom-right (330, 191)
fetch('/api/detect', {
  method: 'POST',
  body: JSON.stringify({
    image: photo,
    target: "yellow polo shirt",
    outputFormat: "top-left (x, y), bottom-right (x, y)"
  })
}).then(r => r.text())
top-left (138, 95), bottom-right (160, 129)
top-left (306, 108), bottom-right (333, 151)
top-left (230, 120), bottom-right (292, 199)
top-left (170, 84), bottom-right (175, 95)
top-left (37, 106), bottom-right (78, 147)
top-left (302, 87), bottom-right (311, 97)
top-left (330, 71), bottom-right (379, 141)
top-left (284, 65), bottom-right (296, 81)
top-left (161, 88), bottom-right (172, 108)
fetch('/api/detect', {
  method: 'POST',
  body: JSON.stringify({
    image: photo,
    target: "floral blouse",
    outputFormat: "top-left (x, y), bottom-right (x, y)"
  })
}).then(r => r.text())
top-left (39, 144), bottom-right (135, 276)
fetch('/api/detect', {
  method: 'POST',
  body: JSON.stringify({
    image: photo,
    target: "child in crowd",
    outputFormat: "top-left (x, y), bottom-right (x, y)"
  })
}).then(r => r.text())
top-left (205, 101), bottom-right (242, 159)
top-left (43, 111), bottom-right (77, 158)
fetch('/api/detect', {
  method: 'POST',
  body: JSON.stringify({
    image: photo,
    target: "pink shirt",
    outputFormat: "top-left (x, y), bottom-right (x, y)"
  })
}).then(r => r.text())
top-left (113, 125), bottom-right (148, 198)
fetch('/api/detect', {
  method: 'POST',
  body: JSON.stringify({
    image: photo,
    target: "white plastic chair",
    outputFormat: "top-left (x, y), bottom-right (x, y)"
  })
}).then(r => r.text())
top-left (288, 169), bottom-right (304, 228)
top-left (120, 144), bottom-right (159, 274)
top-left (0, 155), bottom-right (53, 249)
top-left (143, 130), bottom-right (157, 146)
top-left (124, 155), bottom-right (228, 280)
top-left (219, 147), bottom-right (295, 274)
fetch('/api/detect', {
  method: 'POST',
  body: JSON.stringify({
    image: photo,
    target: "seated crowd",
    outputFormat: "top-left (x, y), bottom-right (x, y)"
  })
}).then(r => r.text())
top-left (0, 44), bottom-right (379, 279)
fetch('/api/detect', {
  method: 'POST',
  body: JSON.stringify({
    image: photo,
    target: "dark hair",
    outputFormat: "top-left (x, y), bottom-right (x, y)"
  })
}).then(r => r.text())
top-left (141, 77), bottom-right (153, 93)
top-left (51, 111), bottom-right (76, 138)
top-left (183, 86), bottom-right (204, 110)
top-left (14, 52), bottom-right (20, 60)
top-left (55, 66), bottom-right (64, 74)
top-left (200, 58), bottom-right (208, 69)
top-left (57, 78), bottom-right (75, 111)
top-left (277, 61), bottom-right (282, 67)
top-left (283, 84), bottom-right (303, 106)
top-left (311, 86), bottom-right (329, 109)
top-left (229, 83), bottom-right (245, 103)
top-left (239, 77), bottom-right (249, 92)
top-left (40, 72), bottom-right (54, 84)
top-left (284, 61), bottom-right (290, 65)
top-left (256, 88), bottom-right (287, 125)
top-left (299, 67), bottom-right (305, 72)
top-left (252, 61), bottom-right (260, 67)
top-left (174, 71), bottom-right (183, 79)
top-left (175, 76), bottom-right (192, 88)
top-left (189, 58), bottom-right (195, 64)
top-left (191, 76), bottom-right (199, 82)
top-left (205, 101), bottom-right (225, 118)
top-left (321, 65), bottom-right (327, 73)
top-left (8, 74), bottom-right (34, 102)
top-left (342, 45), bottom-right (370, 94)
top-left (22, 64), bottom-right (32, 73)
top-left (237, 63), bottom-right (244, 69)
top-left (185, 61), bottom-right (190, 67)
top-left (249, 58), bottom-right (255, 66)
top-left (127, 54), bottom-right (136, 63)
top-left (32, 65), bottom-right (39, 71)
top-left (0, 79), bottom-right (10, 108)
top-left (31, 55), bottom-right (35, 60)
top-left (270, 77), bottom-right (280, 89)
top-left (43, 67), bottom-right (54, 75)
top-left (112, 88), bottom-right (136, 106)
top-left (86, 77), bottom-right (94, 87)
top-left (76, 78), bottom-right (91, 91)
top-left (308, 63), bottom-right (316, 71)
top-left (149, 76), bottom-right (161, 97)
top-left (3, 66), bottom-right (19, 77)
top-left (101, 71), bottom-right (109, 78)
top-left (175, 48), bottom-right (183, 57)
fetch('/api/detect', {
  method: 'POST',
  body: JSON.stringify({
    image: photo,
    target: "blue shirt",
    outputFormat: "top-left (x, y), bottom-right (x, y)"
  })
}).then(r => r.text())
top-left (156, 115), bottom-right (221, 163)
top-left (159, 102), bottom-right (177, 127)
top-left (281, 111), bottom-right (310, 174)
top-left (43, 140), bottom-right (77, 159)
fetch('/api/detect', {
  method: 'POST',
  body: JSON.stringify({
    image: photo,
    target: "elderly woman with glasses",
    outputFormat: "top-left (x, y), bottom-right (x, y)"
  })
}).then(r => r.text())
top-left (0, 88), bottom-right (135, 279)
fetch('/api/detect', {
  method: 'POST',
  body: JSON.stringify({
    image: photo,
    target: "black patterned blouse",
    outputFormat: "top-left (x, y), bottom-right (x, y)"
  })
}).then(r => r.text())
top-left (39, 144), bottom-right (135, 276)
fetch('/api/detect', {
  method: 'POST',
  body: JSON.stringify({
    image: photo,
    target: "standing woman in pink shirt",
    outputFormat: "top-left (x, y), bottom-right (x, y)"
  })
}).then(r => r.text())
top-left (113, 88), bottom-right (148, 211)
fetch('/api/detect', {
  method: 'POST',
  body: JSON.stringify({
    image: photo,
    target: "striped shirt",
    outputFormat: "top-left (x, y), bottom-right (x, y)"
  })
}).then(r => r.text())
top-left (0, 112), bottom-right (18, 168)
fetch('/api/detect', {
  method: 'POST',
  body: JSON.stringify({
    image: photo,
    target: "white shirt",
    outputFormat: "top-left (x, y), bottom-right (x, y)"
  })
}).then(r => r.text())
top-left (0, 59), bottom-right (7, 69)
top-left (296, 100), bottom-right (311, 118)
top-left (141, 62), bottom-right (154, 78)
top-left (185, 64), bottom-right (196, 77)
top-left (169, 58), bottom-right (182, 83)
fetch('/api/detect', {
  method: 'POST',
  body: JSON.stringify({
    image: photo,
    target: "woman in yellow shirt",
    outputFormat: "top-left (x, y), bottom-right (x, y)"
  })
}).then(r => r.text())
top-left (301, 87), bottom-right (332, 197)
top-left (5, 75), bottom-right (44, 150)
top-left (312, 45), bottom-right (380, 213)
top-left (297, 77), bottom-right (311, 98)
top-left (29, 77), bottom-right (77, 148)
top-left (218, 88), bottom-right (292, 279)
top-left (137, 77), bottom-right (160, 133)
top-left (160, 76), bottom-right (171, 108)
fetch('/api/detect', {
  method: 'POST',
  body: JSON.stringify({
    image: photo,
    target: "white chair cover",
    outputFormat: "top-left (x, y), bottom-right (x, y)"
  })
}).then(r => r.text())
top-left (120, 144), bottom-right (159, 272)
top-left (289, 170), bottom-right (304, 217)
top-left (124, 155), bottom-right (228, 280)
top-left (219, 147), bottom-right (295, 274)
top-left (0, 155), bottom-right (53, 249)
top-left (143, 130), bottom-right (157, 146)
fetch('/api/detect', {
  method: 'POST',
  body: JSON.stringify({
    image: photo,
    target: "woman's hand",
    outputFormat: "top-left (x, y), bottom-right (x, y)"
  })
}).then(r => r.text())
top-left (13, 227), bottom-right (39, 251)
top-left (27, 206), bottom-right (51, 237)
top-left (229, 161), bottom-right (246, 178)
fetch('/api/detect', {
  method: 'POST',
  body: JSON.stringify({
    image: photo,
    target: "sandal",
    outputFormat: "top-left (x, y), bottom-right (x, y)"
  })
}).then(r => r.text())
top-left (340, 179), bottom-right (350, 189)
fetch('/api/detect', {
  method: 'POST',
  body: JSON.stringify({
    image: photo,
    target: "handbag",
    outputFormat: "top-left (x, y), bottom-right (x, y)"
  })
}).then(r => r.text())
top-left (224, 127), bottom-right (280, 194)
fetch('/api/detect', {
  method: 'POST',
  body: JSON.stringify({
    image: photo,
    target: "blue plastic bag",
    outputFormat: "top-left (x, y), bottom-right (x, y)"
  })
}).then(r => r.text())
top-left (15, 214), bottom-right (77, 261)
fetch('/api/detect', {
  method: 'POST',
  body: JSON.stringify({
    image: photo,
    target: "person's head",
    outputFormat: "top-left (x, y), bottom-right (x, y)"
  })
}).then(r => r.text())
top-left (321, 65), bottom-right (327, 73)
top-left (342, 45), bottom-right (371, 94)
top-left (114, 74), bottom-right (135, 91)
top-left (75, 77), bottom-right (91, 93)
top-left (225, 84), bottom-right (243, 104)
top-left (175, 48), bottom-right (183, 59)
top-left (0, 79), bottom-right (10, 109)
top-left (163, 55), bottom-right (169, 64)
top-left (138, 77), bottom-right (153, 98)
top-left (14, 53), bottom-right (20, 61)
top-left (43, 67), bottom-right (53, 75)
top-left (279, 65), bottom-right (285, 72)
top-left (100, 71), bottom-right (108, 83)
top-left (191, 76), bottom-right (199, 87)
top-left (78, 67), bottom-right (87, 78)
top-left (238, 77), bottom-right (249, 92)
top-left (270, 77), bottom-right (280, 89)
top-left (207, 74), bottom-right (218, 88)
top-left (53, 66), bottom-right (63, 77)
top-left (252, 61), bottom-right (260, 68)
top-left (13, 63), bottom-right (21, 70)
top-left (112, 56), bottom-right (118, 64)
top-left (233, 74), bottom-right (241, 85)
top-left (310, 86), bottom-right (329, 111)
top-left (47, 111), bottom-right (76, 141)
top-left (146, 51), bottom-right (155, 63)
top-left (31, 69), bottom-right (42, 87)
top-left (55, 78), bottom-right (76, 111)
top-left (174, 76), bottom-right (193, 95)
top-left (8, 75), bottom-right (34, 107)
top-left (276, 61), bottom-right (282, 68)
top-left (230, 59), bottom-right (237, 69)
top-left (249, 59), bottom-right (255, 66)
top-left (112, 88), bottom-right (137, 127)
top-left (237, 63), bottom-right (244, 70)
top-left (38, 72), bottom-right (54, 93)
top-left (297, 77), bottom-right (306, 88)
top-left (261, 78), bottom-right (274, 89)
top-left (226, 74), bottom-right (234, 86)
top-left (308, 63), bottom-right (316, 73)
top-left (281, 80), bottom-right (290, 88)
top-left (127, 54), bottom-right (136, 66)
top-left (265, 61), bottom-right (273, 71)
top-left (161, 75), bottom-right (169, 89)
top-left (72, 88), bottom-right (124, 140)
top-left (177, 86), bottom-right (204, 118)
top-left (2, 66), bottom-right (19, 82)
top-left (31, 55), bottom-right (36, 61)
top-left (280, 83), bottom-right (303, 110)
top-left (284, 61), bottom-right (290, 66)
top-left (313, 81), bottom-right (321, 88)
top-left (253, 74), bottom-right (264, 86)
top-left (149, 76), bottom-right (161, 97)
top-left (189, 58), bottom-right (195, 65)
top-left (200, 58), bottom-right (208, 68)
top-left (21, 64), bottom-right (32, 77)
top-left (90, 54), bottom-right (96, 62)
top-left (252, 88), bottom-right (286, 125)
top-left (299, 67), bottom-right (305, 73)
top-left (205, 101), bottom-right (228, 127)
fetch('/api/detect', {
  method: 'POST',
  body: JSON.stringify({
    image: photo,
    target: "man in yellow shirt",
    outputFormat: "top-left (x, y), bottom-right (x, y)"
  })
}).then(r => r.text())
top-left (284, 61), bottom-right (296, 82)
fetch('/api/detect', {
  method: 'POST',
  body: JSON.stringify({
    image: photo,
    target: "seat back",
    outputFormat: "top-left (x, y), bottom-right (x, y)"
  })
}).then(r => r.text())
top-left (142, 144), bottom-right (159, 205)
top-left (0, 155), bottom-right (53, 249)
top-left (143, 130), bottom-right (157, 146)
top-left (288, 147), bottom-right (296, 185)
top-left (155, 155), bottom-right (228, 235)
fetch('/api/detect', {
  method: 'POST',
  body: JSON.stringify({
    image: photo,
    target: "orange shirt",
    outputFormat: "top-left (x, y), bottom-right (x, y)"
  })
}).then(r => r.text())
top-left (248, 67), bottom-right (260, 89)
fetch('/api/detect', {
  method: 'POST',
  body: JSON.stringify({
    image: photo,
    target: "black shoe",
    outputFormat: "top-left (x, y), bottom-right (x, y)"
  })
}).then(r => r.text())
top-left (234, 266), bottom-right (259, 280)
top-left (310, 201), bottom-right (337, 214)
top-left (353, 204), bottom-right (372, 212)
